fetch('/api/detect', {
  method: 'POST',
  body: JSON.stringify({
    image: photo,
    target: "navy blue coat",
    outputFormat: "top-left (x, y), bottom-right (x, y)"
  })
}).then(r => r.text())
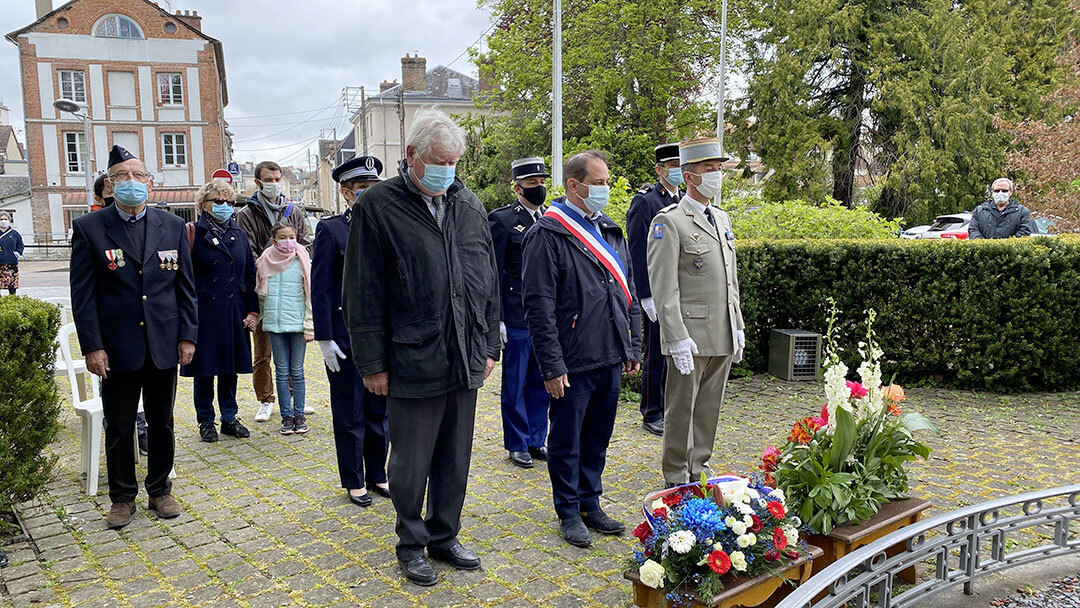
top-left (0, 228), bottom-right (24, 265)
top-left (521, 197), bottom-right (642, 379)
top-left (312, 211), bottom-right (350, 349)
top-left (626, 182), bottom-right (682, 300)
top-left (70, 207), bottom-right (198, 372)
top-left (180, 214), bottom-right (258, 378)
top-left (488, 202), bottom-right (544, 329)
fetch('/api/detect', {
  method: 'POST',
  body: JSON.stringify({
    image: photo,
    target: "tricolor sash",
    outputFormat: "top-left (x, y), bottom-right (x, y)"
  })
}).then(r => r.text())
top-left (545, 202), bottom-right (631, 310)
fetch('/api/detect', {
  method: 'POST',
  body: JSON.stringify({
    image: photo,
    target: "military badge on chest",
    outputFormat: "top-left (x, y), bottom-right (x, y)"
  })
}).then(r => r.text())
top-left (157, 249), bottom-right (179, 271)
top-left (104, 248), bottom-right (125, 270)
top-left (694, 257), bottom-right (705, 270)
top-left (514, 224), bottom-right (526, 233)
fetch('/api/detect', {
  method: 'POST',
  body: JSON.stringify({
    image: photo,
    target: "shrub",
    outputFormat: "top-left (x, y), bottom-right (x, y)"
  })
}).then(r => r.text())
top-left (0, 297), bottom-right (62, 512)
top-left (735, 235), bottom-right (1080, 392)
top-left (727, 197), bottom-right (903, 240)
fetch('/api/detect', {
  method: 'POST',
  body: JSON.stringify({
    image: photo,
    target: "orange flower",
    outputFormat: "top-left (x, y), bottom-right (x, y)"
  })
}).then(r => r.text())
top-left (883, 384), bottom-right (906, 403)
top-left (887, 401), bottom-right (902, 416)
top-left (788, 421), bottom-right (813, 444)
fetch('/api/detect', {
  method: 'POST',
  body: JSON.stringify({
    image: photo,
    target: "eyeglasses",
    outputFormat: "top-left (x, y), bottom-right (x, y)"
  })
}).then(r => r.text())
top-left (207, 198), bottom-right (235, 205)
top-left (109, 171), bottom-right (153, 183)
top-left (992, 189), bottom-right (1010, 193)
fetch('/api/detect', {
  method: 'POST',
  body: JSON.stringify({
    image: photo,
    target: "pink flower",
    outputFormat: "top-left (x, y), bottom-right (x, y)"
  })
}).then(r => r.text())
top-left (847, 380), bottom-right (869, 399)
top-left (820, 404), bottom-right (830, 424)
top-left (760, 446), bottom-right (781, 473)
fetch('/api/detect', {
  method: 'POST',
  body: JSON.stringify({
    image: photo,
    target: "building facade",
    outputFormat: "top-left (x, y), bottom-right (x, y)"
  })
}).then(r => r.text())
top-left (6, 0), bottom-right (230, 238)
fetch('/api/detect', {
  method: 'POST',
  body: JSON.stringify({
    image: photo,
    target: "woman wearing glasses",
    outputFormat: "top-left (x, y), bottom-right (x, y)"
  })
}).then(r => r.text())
top-left (180, 180), bottom-right (260, 442)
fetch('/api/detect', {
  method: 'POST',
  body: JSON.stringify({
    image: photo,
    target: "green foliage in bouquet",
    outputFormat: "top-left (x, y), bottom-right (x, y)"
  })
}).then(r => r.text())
top-left (760, 302), bottom-right (936, 535)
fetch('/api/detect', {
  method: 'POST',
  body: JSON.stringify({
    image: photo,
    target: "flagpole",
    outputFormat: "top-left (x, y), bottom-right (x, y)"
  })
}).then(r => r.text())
top-left (552, 0), bottom-right (563, 186)
top-left (715, 0), bottom-right (727, 204)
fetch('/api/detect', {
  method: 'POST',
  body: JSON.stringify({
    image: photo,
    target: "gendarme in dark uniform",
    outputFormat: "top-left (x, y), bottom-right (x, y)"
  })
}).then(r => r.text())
top-left (314, 155), bottom-right (389, 508)
top-left (625, 143), bottom-right (684, 436)
top-left (488, 157), bottom-right (551, 469)
top-left (69, 145), bottom-right (197, 528)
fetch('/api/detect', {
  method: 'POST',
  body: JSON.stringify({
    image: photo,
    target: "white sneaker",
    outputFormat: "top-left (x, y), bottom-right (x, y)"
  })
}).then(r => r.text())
top-left (304, 404), bottom-right (315, 415)
top-left (255, 402), bottom-right (273, 422)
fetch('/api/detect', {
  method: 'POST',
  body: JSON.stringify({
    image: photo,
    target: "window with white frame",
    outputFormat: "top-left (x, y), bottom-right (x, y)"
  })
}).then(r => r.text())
top-left (64, 132), bottom-right (86, 173)
top-left (58, 70), bottom-right (86, 103)
top-left (162, 133), bottom-right (187, 166)
top-left (94, 15), bottom-right (143, 39)
top-left (157, 73), bottom-right (183, 105)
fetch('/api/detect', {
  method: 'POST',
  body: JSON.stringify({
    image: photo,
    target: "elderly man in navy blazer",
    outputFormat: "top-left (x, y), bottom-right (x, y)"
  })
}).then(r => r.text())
top-left (70, 145), bottom-right (197, 529)
top-left (314, 155), bottom-right (390, 508)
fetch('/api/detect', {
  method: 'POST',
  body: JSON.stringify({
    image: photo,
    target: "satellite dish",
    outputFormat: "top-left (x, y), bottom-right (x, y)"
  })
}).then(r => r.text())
top-left (52, 99), bottom-right (81, 113)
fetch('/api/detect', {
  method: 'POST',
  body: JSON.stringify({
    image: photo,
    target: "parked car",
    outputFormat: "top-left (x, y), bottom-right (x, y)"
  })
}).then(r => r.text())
top-left (899, 225), bottom-right (931, 239)
top-left (916, 213), bottom-right (971, 240)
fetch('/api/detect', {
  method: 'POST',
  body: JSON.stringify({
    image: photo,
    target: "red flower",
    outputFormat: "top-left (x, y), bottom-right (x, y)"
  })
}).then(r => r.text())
top-left (662, 491), bottom-right (683, 507)
top-left (784, 549), bottom-right (801, 560)
top-left (820, 404), bottom-right (830, 424)
top-left (760, 446), bottom-right (781, 473)
top-left (773, 527), bottom-right (788, 550)
top-left (764, 549), bottom-right (780, 562)
top-left (766, 501), bottom-right (786, 519)
top-left (652, 507), bottom-right (668, 520)
top-left (847, 380), bottom-right (869, 399)
top-left (689, 485), bottom-right (706, 499)
top-left (707, 550), bottom-right (731, 575)
top-left (749, 514), bottom-right (763, 533)
top-left (788, 420), bottom-right (814, 444)
top-left (632, 521), bottom-right (651, 543)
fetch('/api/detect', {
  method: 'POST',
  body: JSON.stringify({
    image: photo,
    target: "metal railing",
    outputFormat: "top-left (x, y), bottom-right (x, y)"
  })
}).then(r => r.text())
top-left (777, 485), bottom-right (1080, 608)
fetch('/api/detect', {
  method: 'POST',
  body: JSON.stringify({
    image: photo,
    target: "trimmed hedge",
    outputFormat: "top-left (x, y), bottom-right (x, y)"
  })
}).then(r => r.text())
top-left (735, 236), bottom-right (1080, 392)
top-left (0, 297), bottom-right (62, 512)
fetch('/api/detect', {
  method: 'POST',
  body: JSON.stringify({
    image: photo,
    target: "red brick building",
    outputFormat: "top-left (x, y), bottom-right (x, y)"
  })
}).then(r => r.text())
top-left (6, 0), bottom-right (230, 240)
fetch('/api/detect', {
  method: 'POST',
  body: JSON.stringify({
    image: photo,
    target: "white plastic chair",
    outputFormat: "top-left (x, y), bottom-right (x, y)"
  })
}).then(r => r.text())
top-left (57, 322), bottom-right (104, 496)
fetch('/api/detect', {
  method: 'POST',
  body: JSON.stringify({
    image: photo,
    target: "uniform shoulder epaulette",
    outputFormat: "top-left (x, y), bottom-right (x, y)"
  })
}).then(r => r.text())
top-left (656, 202), bottom-right (679, 215)
top-left (637, 184), bottom-right (654, 195)
top-left (490, 203), bottom-right (516, 215)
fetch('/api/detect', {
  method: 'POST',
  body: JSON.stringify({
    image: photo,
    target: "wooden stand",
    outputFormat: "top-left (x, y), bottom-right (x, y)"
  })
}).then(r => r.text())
top-left (625, 545), bottom-right (823, 608)
top-left (803, 497), bottom-right (931, 601)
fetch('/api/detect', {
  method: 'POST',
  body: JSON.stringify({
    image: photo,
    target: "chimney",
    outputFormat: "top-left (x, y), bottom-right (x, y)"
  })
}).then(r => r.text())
top-left (380, 79), bottom-right (398, 93)
top-left (400, 53), bottom-right (427, 93)
top-left (174, 9), bottom-right (202, 32)
top-left (478, 57), bottom-right (496, 93)
top-left (35, 0), bottom-right (51, 19)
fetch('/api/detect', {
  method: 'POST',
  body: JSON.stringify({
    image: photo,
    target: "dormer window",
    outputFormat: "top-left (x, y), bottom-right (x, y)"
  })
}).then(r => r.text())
top-left (94, 15), bottom-right (143, 39)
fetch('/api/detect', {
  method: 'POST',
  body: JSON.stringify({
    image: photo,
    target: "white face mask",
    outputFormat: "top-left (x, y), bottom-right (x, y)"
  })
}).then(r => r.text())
top-left (259, 181), bottom-right (282, 200)
top-left (693, 171), bottom-right (724, 199)
top-left (992, 191), bottom-right (1010, 204)
top-left (0, 220), bottom-right (9, 230)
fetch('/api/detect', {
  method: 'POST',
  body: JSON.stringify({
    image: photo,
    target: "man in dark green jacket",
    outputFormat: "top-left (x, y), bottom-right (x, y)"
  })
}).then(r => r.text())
top-left (342, 110), bottom-right (500, 587)
top-left (969, 178), bottom-right (1035, 239)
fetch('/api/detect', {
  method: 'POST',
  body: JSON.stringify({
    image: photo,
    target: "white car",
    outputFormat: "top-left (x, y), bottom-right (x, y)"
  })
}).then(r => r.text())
top-left (914, 213), bottom-right (972, 240)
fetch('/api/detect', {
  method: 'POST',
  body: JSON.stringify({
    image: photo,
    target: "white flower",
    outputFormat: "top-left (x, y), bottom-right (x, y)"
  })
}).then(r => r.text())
top-left (791, 516), bottom-right (802, 528)
top-left (745, 488), bottom-right (760, 501)
top-left (669, 530), bottom-right (696, 554)
top-left (735, 502), bottom-right (756, 516)
top-left (724, 516), bottom-right (738, 528)
top-left (731, 521), bottom-right (747, 535)
top-left (768, 488), bottom-right (786, 504)
top-left (730, 551), bottom-right (748, 572)
top-left (784, 526), bottom-right (799, 546)
top-left (742, 514), bottom-right (754, 528)
top-left (736, 533), bottom-right (757, 548)
top-left (639, 560), bottom-right (665, 589)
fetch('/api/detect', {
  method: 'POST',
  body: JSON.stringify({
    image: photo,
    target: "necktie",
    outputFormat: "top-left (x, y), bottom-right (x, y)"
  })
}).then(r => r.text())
top-left (434, 196), bottom-right (445, 228)
top-left (705, 207), bottom-right (718, 233)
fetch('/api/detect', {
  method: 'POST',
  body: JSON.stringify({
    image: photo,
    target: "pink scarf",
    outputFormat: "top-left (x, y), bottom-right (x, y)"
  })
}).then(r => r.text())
top-left (256, 244), bottom-right (312, 309)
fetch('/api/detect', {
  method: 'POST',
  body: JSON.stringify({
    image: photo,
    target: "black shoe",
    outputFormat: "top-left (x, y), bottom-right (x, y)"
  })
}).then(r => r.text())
top-left (348, 490), bottom-right (372, 507)
top-left (0, 549), bottom-right (8, 567)
top-left (429, 542), bottom-right (481, 570)
top-left (398, 555), bottom-right (438, 586)
top-left (642, 419), bottom-right (664, 436)
top-left (199, 421), bottom-right (218, 443)
top-left (220, 419), bottom-right (250, 439)
top-left (528, 446), bottom-right (548, 461)
top-left (560, 517), bottom-right (592, 547)
top-left (582, 509), bottom-right (626, 535)
top-left (509, 451), bottom-right (534, 469)
top-left (366, 482), bottom-right (391, 498)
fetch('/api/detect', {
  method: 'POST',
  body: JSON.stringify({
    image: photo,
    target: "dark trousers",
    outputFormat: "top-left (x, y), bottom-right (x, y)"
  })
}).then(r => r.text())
top-left (640, 318), bottom-right (666, 423)
top-left (500, 326), bottom-right (549, 451)
top-left (192, 375), bottom-right (239, 425)
top-left (328, 350), bottom-right (388, 489)
top-left (547, 364), bottom-right (621, 520)
top-left (100, 361), bottom-right (177, 503)
top-left (387, 388), bottom-right (476, 560)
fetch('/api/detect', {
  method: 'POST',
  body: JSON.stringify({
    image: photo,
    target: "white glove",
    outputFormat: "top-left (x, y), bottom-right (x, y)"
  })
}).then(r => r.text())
top-left (670, 337), bottom-right (698, 375)
top-left (318, 340), bottom-right (347, 373)
top-left (733, 329), bottom-right (745, 365)
top-left (641, 297), bottom-right (658, 323)
top-left (500, 321), bottom-right (507, 345)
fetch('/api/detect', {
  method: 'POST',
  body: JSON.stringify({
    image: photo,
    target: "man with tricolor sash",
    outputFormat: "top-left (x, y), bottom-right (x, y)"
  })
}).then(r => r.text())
top-left (521, 150), bottom-right (642, 548)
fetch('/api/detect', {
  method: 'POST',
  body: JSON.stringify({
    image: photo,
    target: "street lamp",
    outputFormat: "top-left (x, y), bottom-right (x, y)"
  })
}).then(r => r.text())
top-left (53, 99), bottom-right (94, 213)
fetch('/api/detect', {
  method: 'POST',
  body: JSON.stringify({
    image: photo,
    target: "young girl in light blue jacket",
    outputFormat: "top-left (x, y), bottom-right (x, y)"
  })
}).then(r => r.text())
top-left (256, 224), bottom-right (314, 435)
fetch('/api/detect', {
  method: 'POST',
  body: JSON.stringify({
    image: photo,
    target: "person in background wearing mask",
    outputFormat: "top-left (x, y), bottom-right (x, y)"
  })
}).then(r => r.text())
top-left (314, 156), bottom-right (389, 508)
top-left (969, 178), bottom-right (1035, 239)
top-left (625, 143), bottom-right (684, 437)
top-left (69, 145), bottom-right (197, 528)
top-left (488, 157), bottom-right (552, 470)
top-left (521, 150), bottom-right (642, 547)
top-left (180, 181), bottom-right (258, 443)
top-left (647, 137), bottom-right (745, 489)
top-left (236, 161), bottom-right (311, 423)
top-left (0, 212), bottom-right (25, 295)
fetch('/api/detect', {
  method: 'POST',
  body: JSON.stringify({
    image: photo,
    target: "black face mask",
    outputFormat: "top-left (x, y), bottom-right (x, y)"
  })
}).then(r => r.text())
top-left (520, 185), bottom-right (547, 207)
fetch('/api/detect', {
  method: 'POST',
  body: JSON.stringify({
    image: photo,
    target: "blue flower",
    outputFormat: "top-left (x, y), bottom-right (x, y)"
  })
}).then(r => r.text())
top-left (679, 498), bottom-right (726, 539)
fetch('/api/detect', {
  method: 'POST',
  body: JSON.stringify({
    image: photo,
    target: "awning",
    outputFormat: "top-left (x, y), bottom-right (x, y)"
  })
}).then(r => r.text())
top-left (63, 189), bottom-right (199, 205)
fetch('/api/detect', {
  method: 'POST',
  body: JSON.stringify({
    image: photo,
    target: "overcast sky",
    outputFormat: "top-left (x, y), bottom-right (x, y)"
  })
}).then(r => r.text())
top-left (0, 0), bottom-right (494, 170)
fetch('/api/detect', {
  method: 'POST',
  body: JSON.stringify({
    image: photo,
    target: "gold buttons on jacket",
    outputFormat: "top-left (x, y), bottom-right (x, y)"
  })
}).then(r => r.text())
top-left (142, 295), bottom-right (147, 301)
top-left (139, 321), bottom-right (145, 327)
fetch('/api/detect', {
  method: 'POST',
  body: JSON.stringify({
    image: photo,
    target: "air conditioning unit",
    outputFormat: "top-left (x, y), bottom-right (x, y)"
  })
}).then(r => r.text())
top-left (768, 329), bottom-right (822, 381)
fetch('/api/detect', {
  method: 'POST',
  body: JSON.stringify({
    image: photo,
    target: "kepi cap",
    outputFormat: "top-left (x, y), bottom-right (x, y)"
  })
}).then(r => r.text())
top-left (654, 143), bottom-right (680, 164)
top-left (511, 157), bottom-right (550, 180)
top-left (678, 137), bottom-right (728, 165)
top-left (332, 156), bottom-right (383, 184)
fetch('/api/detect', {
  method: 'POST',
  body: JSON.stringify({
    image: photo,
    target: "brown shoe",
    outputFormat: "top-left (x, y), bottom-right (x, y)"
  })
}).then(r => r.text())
top-left (106, 502), bottom-right (136, 529)
top-left (148, 494), bottom-right (181, 519)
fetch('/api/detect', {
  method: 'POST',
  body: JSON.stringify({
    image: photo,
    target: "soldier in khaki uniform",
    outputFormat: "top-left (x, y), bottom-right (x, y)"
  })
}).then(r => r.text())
top-left (646, 137), bottom-right (745, 487)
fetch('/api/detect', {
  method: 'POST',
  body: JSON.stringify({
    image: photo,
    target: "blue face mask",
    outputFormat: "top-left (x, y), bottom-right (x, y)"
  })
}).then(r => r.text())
top-left (580, 184), bottom-right (610, 214)
top-left (418, 159), bottom-right (456, 193)
top-left (210, 203), bottom-right (234, 222)
top-left (113, 180), bottom-right (148, 206)
top-left (666, 168), bottom-right (683, 186)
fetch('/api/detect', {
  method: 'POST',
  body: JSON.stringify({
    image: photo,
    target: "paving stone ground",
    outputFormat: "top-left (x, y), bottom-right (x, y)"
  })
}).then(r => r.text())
top-left (3, 338), bottom-right (1080, 607)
